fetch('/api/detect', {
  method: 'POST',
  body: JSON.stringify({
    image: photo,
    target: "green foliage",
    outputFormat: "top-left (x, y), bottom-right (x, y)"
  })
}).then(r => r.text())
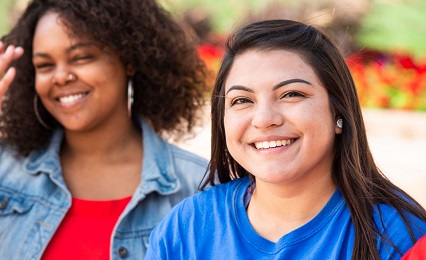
top-left (0, 0), bottom-right (19, 37)
top-left (160, 0), bottom-right (279, 33)
top-left (356, 0), bottom-right (426, 58)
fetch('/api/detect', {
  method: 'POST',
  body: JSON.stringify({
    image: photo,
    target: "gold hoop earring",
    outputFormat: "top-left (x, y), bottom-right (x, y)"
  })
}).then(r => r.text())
top-left (127, 79), bottom-right (134, 118)
top-left (33, 95), bottom-right (52, 130)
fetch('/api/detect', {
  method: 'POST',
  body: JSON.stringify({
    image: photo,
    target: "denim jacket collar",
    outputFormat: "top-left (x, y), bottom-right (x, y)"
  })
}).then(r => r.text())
top-left (22, 118), bottom-right (181, 198)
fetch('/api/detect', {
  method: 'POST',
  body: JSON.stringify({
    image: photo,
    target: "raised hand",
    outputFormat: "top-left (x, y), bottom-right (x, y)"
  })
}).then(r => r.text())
top-left (0, 41), bottom-right (24, 108)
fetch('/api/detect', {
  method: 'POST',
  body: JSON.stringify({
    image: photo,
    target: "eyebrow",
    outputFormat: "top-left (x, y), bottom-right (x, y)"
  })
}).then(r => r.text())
top-left (226, 78), bottom-right (312, 94)
top-left (32, 42), bottom-right (96, 58)
top-left (273, 78), bottom-right (312, 90)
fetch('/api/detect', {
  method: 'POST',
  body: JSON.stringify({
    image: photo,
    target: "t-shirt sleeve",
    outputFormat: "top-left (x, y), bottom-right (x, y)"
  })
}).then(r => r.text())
top-left (144, 224), bottom-right (163, 260)
top-left (144, 197), bottom-right (193, 260)
top-left (375, 204), bottom-right (426, 259)
top-left (401, 235), bottom-right (426, 259)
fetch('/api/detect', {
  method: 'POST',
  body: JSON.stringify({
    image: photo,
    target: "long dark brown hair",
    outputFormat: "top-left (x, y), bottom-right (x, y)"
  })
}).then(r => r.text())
top-left (201, 19), bottom-right (426, 259)
top-left (0, 0), bottom-right (207, 156)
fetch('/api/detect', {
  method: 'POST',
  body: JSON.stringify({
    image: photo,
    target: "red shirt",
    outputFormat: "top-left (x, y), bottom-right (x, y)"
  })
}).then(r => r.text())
top-left (42, 196), bottom-right (131, 260)
top-left (402, 235), bottom-right (426, 260)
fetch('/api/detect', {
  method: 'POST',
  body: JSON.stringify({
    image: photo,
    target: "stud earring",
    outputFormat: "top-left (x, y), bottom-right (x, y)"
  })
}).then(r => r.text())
top-left (127, 79), bottom-right (134, 118)
top-left (336, 118), bottom-right (343, 129)
top-left (34, 95), bottom-right (52, 130)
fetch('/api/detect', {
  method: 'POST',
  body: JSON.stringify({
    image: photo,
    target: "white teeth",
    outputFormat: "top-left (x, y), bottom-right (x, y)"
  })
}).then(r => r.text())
top-left (254, 139), bottom-right (294, 149)
top-left (59, 93), bottom-right (85, 104)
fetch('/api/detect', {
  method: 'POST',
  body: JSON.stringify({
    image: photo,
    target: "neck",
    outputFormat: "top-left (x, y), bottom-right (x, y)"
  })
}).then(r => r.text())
top-left (62, 117), bottom-right (141, 160)
top-left (59, 117), bottom-right (143, 200)
top-left (247, 172), bottom-right (336, 242)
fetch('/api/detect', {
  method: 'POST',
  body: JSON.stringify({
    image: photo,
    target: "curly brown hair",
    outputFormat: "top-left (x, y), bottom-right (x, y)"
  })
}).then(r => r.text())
top-left (0, 0), bottom-right (207, 156)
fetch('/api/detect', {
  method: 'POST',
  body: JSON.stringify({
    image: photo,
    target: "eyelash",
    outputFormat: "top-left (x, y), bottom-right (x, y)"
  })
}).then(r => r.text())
top-left (280, 91), bottom-right (305, 99)
top-left (34, 54), bottom-right (92, 69)
top-left (74, 55), bottom-right (91, 60)
top-left (34, 63), bottom-right (53, 70)
top-left (230, 97), bottom-right (252, 106)
top-left (231, 91), bottom-right (305, 104)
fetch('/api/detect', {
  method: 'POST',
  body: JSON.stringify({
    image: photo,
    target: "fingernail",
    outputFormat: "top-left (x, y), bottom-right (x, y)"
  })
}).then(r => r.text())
top-left (5, 45), bottom-right (13, 54)
top-left (15, 46), bottom-right (24, 54)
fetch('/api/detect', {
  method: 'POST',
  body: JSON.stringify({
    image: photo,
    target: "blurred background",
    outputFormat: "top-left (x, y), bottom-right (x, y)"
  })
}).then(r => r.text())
top-left (1, 0), bottom-right (426, 205)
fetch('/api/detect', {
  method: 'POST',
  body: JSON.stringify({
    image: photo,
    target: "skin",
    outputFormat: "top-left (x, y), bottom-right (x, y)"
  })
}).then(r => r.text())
top-left (223, 50), bottom-right (341, 241)
top-left (0, 42), bottom-right (24, 107)
top-left (0, 12), bottom-right (143, 200)
top-left (32, 12), bottom-right (131, 134)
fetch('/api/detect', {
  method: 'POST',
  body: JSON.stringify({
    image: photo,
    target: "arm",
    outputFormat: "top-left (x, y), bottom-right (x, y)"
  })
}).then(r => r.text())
top-left (0, 42), bottom-right (24, 110)
top-left (144, 226), bottom-right (163, 260)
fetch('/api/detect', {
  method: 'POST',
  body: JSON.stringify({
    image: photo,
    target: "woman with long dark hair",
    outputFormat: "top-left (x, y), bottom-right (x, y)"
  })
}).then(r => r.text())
top-left (146, 19), bottom-right (426, 259)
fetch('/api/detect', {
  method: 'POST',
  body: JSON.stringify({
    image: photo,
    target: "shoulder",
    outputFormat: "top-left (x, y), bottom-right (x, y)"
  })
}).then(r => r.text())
top-left (374, 203), bottom-right (426, 257)
top-left (0, 145), bottom-right (27, 183)
top-left (146, 178), bottom-right (249, 258)
top-left (374, 203), bottom-right (426, 235)
top-left (168, 143), bottom-right (209, 171)
top-left (0, 137), bottom-right (63, 201)
top-left (139, 118), bottom-right (208, 173)
top-left (161, 142), bottom-right (209, 198)
top-left (169, 177), bottom-right (247, 217)
top-left (151, 178), bottom-right (248, 231)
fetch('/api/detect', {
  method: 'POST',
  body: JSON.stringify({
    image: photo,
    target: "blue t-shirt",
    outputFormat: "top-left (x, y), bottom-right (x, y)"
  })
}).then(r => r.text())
top-left (145, 177), bottom-right (426, 259)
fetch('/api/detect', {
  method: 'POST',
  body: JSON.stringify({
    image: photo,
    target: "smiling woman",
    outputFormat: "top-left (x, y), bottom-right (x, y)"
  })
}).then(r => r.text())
top-left (223, 50), bottom-right (339, 190)
top-left (0, 0), bottom-right (208, 259)
top-left (145, 19), bottom-right (426, 260)
top-left (32, 13), bottom-right (130, 133)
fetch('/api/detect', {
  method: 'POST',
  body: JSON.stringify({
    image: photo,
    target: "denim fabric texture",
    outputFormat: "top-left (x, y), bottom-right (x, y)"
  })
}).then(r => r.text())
top-left (0, 118), bottom-right (208, 259)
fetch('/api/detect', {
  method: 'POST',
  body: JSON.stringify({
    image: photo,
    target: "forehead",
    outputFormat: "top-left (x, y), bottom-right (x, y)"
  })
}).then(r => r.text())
top-left (224, 49), bottom-right (320, 90)
top-left (33, 12), bottom-right (92, 48)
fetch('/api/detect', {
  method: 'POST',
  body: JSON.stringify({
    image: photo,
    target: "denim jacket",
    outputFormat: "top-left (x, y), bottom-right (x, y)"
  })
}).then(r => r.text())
top-left (0, 118), bottom-right (208, 259)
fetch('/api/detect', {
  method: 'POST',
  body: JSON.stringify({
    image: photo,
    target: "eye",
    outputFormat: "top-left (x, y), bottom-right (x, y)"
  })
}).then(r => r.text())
top-left (33, 62), bottom-right (54, 72)
top-left (231, 97), bottom-right (252, 106)
top-left (280, 91), bottom-right (305, 99)
top-left (72, 55), bottom-right (93, 64)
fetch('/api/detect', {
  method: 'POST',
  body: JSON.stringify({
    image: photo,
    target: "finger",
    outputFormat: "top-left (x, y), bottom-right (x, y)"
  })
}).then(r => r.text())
top-left (0, 46), bottom-right (24, 71)
top-left (0, 45), bottom-right (16, 73)
top-left (13, 47), bottom-right (24, 59)
top-left (0, 67), bottom-right (16, 98)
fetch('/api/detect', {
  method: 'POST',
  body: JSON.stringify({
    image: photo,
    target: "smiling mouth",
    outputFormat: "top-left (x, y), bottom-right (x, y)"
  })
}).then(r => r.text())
top-left (253, 139), bottom-right (296, 150)
top-left (57, 92), bottom-right (88, 104)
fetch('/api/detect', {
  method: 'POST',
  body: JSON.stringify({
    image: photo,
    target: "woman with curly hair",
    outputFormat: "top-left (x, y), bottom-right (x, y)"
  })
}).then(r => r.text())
top-left (0, 0), bottom-right (208, 258)
top-left (146, 19), bottom-right (426, 259)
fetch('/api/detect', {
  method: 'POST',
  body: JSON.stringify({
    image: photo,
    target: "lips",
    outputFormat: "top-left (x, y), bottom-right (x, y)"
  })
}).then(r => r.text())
top-left (56, 91), bottom-right (89, 106)
top-left (254, 139), bottom-right (296, 149)
top-left (58, 93), bottom-right (85, 103)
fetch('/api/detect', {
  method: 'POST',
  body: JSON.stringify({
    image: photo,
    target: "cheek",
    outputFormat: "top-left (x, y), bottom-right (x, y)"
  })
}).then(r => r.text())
top-left (34, 75), bottom-right (51, 97)
top-left (304, 107), bottom-right (335, 142)
top-left (224, 112), bottom-right (240, 145)
top-left (295, 101), bottom-right (334, 136)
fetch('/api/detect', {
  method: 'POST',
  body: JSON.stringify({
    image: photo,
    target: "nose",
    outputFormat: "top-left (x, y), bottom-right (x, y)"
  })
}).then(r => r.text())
top-left (52, 68), bottom-right (77, 86)
top-left (251, 104), bottom-right (283, 129)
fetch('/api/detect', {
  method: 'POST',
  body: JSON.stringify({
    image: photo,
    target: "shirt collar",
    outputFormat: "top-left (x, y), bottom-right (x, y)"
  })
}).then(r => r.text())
top-left (23, 118), bottom-right (180, 194)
